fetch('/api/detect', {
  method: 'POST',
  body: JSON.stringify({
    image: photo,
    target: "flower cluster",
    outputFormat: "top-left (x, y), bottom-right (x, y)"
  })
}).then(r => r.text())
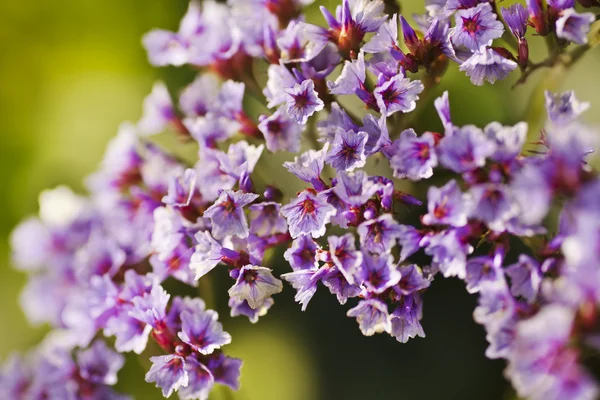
top-left (5, 0), bottom-right (600, 399)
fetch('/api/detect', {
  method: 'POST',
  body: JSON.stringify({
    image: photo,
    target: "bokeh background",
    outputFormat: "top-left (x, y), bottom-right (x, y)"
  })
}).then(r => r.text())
top-left (1, 1), bottom-right (599, 399)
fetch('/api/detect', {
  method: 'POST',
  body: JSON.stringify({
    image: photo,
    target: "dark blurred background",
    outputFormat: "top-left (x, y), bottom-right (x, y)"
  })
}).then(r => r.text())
top-left (1, 1), bottom-right (599, 399)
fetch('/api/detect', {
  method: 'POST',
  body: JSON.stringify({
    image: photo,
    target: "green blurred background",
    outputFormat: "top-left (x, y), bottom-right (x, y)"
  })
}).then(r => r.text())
top-left (1, 1), bottom-right (599, 399)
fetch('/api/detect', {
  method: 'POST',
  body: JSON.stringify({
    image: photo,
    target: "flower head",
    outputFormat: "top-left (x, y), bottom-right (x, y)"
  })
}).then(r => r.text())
top-left (555, 9), bottom-right (595, 45)
top-left (347, 299), bottom-right (391, 336)
top-left (284, 79), bottom-right (324, 124)
top-left (451, 3), bottom-right (504, 51)
top-left (459, 48), bottom-right (518, 86)
top-left (374, 73), bottom-right (424, 116)
top-left (258, 108), bottom-right (303, 153)
top-left (325, 129), bottom-right (368, 172)
top-left (203, 190), bottom-right (259, 239)
top-left (281, 190), bottom-right (336, 238)
top-left (228, 265), bottom-right (283, 309)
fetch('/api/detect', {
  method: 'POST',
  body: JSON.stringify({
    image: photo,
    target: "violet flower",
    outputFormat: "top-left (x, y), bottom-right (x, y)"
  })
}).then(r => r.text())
top-left (451, 3), bottom-right (504, 51)
top-left (347, 299), bottom-right (391, 336)
top-left (325, 128), bottom-right (368, 172)
top-left (555, 9), bottom-right (595, 45)
top-left (284, 79), bottom-right (325, 124)
top-left (374, 73), bottom-right (424, 116)
top-left (203, 190), bottom-right (259, 239)
top-left (228, 265), bottom-right (283, 309)
top-left (459, 48), bottom-right (518, 86)
top-left (281, 190), bottom-right (336, 238)
top-left (258, 108), bottom-right (303, 153)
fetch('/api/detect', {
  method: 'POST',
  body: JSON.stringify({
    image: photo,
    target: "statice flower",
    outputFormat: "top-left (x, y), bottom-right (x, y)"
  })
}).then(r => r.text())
top-left (422, 180), bottom-right (471, 227)
top-left (258, 108), bottom-right (303, 152)
top-left (451, 3), bottom-right (504, 51)
top-left (228, 265), bottom-right (284, 308)
top-left (544, 90), bottom-right (590, 125)
top-left (555, 9), bottom-right (595, 45)
top-left (374, 73), bottom-right (425, 116)
top-left (203, 190), bottom-right (259, 239)
top-left (10, 0), bottom-right (600, 398)
top-left (438, 124), bottom-right (495, 173)
top-left (325, 128), bottom-right (368, 171)
top-left (386, 129), bottom-right (438, 180)
top-left (459, 48), bottom-right (518, 86)
top-left (284, 79), bottom-right (325, 124)
top-left (281, 190), bottom-right (336, 238)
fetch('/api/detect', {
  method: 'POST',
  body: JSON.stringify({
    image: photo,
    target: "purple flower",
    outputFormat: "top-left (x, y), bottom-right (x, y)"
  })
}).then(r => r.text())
top-left (505, 255), bottom-right (541, 303)
top-left (468, 183), bottom-right (516, 232)
top-left (506, 305), bottom-right (598, 400)
top-left (76, 340), bottom-right (124, 385)
top-left (425, 229), bottom-right (473, 279)
top-left (146, 355), bottom-right (189, 398)
top-left (319, 0), bottom-right (386, 57)
top-left (555, 9), bottom-right (595, 45)
top-left (184, 114), bottom-right (238, 148)
top-left (545, 90), bottom-right (590, 125)
top-left (9, 218), bottom-right (52, 272)
top-left (459, 48), bottom-right (518, 86)
top-left (451, 3), bottom-right (504, 51)
top-left (205, 353), bottom-right (242, 390)
top-left (179, 357), bottom-right (215, 400)
top-left (358, 252), bottom-right (401, 294)
top-left (510, 163), bottom-right (552, 225)
top-left (162, 168), bottom-right (196, 207)
top-left (434, 91), bottom-right (453, 132)
top-left (317, 102), bottom-right (359, 142)
top-left (328, 234), bottom-right (363, 285)
top-left (284, 79), bottom-right (324, 124)
top-left (179, 74), bottom-right (220, 117)
top-left (374, 73), bottom-right (424, 116)
top-left (363, 14), bottom-right (400, 54)
top-left (281, 190), bottom-right (336, 238)
top-left (357, 214), bottom-right (403, 254)
top-left (387, 129), bottom-right (438, 180)
top-left (283, 144), bottom-right (329, 189)
top-left (203, 190), bottom-right (259, 239)
top-left (361, 113), bottom-right (391, 155)
top-left (195, 148), bottom-right (237, 202)
top-left (214, 141), bottom-right (264, 184)
top-left (325, 128), bottom-right (368, 172)
top-left (229, 296), bottom-right (274, 323)
top-left (333, 170), bottom-right (381, 207)
top-left (390, 294), bottom-right (425, 343)
top-left (189, 231), bottom-right (227, 280)
top-left (284, 235), bottom-right (320, 271)
top-left (248, 202), bottom-right (287, 237)
top-left (129, 283), bottom-right (170, 328)
top-left (178, 309), bottom-right (232, 354)
top-left (282, 266), bottom-right (329, 311)
top-left (465, 253), bottom-right (504, 293)
top-left (137, 82), bottom-right (175, 136)
top-left (347, 299), bottom-right (391, 336)
top-left (396, 264), bottom-right (430, 295)
top-left (438, 124), bottom-right (495, 173)
top-left (501, 4), bottom-right (528, 39)
top-left (473, 281), bottom-right (515, 325)
top-left (228, 265), bottom-right (283, 309)
top-left (422, 180), bottom-right (471, 227)
top-left (484, 121), bottom-right (527, 162)
top-left (322, 267), bottom-right (362, 304)
top-left (397, 225), bottom-right (426, 262)
top-left (327, 51), bottom-right (367, 95)
top-left (258, 108), bottom-right (303, 153)
top-left (142, 1), bottom-right (205, 67)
